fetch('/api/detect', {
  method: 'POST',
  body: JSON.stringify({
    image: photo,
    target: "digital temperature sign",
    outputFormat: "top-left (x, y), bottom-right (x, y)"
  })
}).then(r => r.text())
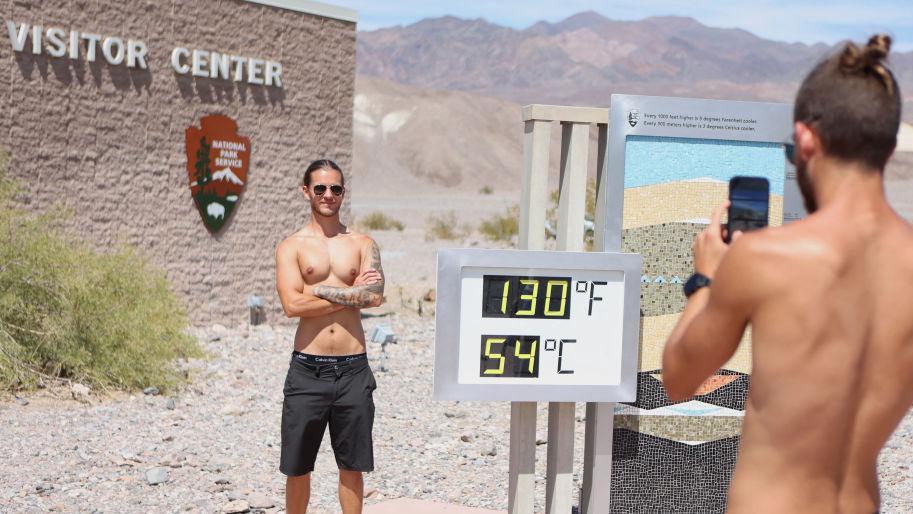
top-left (434, 249), bottom-right (642, 402)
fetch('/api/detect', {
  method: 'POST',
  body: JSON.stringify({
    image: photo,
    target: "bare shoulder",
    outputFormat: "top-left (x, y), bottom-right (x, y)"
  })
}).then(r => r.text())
top-left (346, 228), bottom-right (376, 244)
top-left (744, 219), bottom-right (838, 263)
top-left (345, 229), bottom-right (379, 251)
top-left (720, 221), bottom-right (837, 296)
top-left (276, 230), bottom-right (315, 256)
top-left (886, 214), bottom-right (913, 268)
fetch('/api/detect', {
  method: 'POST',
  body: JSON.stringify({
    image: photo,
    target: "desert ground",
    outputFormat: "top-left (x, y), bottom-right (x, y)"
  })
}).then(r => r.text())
top-left (4, 77), bottom-right (913, 513)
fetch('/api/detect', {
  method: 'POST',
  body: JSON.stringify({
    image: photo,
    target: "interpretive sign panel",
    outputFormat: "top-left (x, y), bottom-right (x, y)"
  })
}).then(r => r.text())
top-left (603, 94), bottom-right (799, 512)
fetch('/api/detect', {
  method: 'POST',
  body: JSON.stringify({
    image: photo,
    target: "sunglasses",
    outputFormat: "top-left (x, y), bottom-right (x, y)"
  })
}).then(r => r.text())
top-left (310, 184), bottom-right (345, 196)
top-left (784, 133), bottom-right (796, 165)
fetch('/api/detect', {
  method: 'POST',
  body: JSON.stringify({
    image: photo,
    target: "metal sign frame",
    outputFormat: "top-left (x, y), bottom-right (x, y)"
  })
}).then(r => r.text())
top-left (433, 248), bottom-right (642, 402)
top-left (604, 94), bottom-right (802, 246)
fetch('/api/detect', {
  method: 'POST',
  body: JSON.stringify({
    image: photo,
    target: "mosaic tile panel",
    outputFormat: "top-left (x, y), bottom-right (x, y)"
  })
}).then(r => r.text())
top-left (611, 135), bottom-right (783, 512)
top-left (611, 430), bottom-right (740, 514)
top-left (622, 181), bottom-right (784, 230)
top-left (637, 315), bottom-right (754, 374)
top-left (624, 136), bottom-right (786, 194)
top-left (614, 413), bottom-right (743, 443)
top-left (624, 371), bottom-right (750, 413)
top-left (622, 222), bottom-right (703, 317)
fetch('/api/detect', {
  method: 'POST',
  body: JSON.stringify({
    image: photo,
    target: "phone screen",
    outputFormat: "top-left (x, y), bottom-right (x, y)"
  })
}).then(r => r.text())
top-left (727, 176), bottom-right (769, 242)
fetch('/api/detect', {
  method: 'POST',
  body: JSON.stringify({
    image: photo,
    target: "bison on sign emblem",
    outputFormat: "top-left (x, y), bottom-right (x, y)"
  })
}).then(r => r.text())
top-left (185, 115), bottom-right (251, 232)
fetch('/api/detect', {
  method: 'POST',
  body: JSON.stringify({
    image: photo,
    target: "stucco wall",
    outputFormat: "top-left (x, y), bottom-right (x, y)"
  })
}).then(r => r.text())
top-left (1, 0), bottom-right (355, 325)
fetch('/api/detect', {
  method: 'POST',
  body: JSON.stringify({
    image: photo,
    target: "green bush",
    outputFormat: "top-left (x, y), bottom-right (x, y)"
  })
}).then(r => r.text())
top-left (0, 161), bottom-right (202, 392)
top-left (425, 211), bottom-right (469, 241)
top-left (479, 205), bottom-right (519, 242)
top-left (360, 211), bottom-right (405, 231)
top-left (479, 185), bottom-right (494, 195)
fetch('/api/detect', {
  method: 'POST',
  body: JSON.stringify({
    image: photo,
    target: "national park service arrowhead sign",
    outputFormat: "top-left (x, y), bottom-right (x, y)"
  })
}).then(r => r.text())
top-left (185, 115), bottom-right (251, 232)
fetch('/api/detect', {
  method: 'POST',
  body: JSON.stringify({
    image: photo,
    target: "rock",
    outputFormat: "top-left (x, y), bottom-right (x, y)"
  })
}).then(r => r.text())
top-left (145, 467), bottom-right (169, 485)
top-left (364, 489), bottom-right (379, 500)
top-left (248, 493), bottom-right (274, 509)
top-left (162, 453), bottom-right (185, 468)
top-left (143, 386), bottom-right (160, 396)
top-left (423, 289), bottom-right (436, 302)
top-left (361, 304), bottom-right (395, 318)
top-left (536, 438), bottom-right (547, 446)
top-left (70, 383), bottom-right (91, 403)
top-left (220, 403), bottom-right (246, 416)
top-left (444, 410), bottom-right (466, 419)
top-left (481, 412), bottom-right (493, 421)
top-left (221, 500), bottom-right (250, 513)
top-left (482, 446), bottom-right (498, 457)
top-left (166, 398), bottom-right (176, 410)
top-left (34, 482), bottom-right (54, 493)
top-left (15, 396), bottom-right (28, 406)
top-left (227, 490), bottom-right (246, 501)
top-left (211, 324), bottom-right (228, 341)
top-left (205, 456), bottom-right (235, 473)
top-left (215, 477), bottom-right (231, 485)
top-left (120, 449), bottom-right (137, 461)
top-left (460, 434), bottom-right (474, 443)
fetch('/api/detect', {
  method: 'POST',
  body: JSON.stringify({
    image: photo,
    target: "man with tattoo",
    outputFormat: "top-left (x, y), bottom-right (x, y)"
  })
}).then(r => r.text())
top-left (275, 159), bottom-right (384, 514)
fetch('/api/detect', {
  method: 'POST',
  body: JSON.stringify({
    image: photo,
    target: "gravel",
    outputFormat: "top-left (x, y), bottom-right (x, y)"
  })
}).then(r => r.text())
top-left (1, 318), bottom-right (911, 513)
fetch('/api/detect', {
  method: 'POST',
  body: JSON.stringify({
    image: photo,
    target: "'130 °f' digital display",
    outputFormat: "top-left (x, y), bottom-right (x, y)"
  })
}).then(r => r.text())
top-left (482, 275), bottom-right (572, 319)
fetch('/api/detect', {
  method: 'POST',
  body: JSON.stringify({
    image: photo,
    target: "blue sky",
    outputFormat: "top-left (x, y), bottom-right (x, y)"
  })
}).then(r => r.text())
top-left (338, 0), bottom-right (913, 51)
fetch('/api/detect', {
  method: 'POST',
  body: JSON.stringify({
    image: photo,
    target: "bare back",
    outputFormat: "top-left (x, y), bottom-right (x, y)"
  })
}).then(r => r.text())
top-left (727, 206), bottom-right (913, 513)
top-left (279, 228), bottom-right (373, 355)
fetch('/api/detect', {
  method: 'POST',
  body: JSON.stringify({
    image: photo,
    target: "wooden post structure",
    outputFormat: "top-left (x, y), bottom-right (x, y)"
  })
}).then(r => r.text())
top-left (580, 121), bottom-right (616, 514)
top-left (509, 115), bottom-right (551, 514)
top-left (512, 105), bottom-right (613, 514)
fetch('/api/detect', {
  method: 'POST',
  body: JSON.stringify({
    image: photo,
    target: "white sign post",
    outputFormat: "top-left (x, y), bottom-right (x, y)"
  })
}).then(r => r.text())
top-left (433, 105), bottom-right (642, 514)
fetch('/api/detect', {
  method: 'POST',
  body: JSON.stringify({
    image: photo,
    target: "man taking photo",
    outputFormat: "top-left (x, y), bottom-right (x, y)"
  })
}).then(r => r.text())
top-left (663, 35), bottom-right (913, 513)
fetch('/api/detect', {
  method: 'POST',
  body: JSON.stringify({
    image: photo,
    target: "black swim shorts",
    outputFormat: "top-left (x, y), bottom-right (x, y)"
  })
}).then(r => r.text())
top-left (280, 352), bottom-right (376, 476)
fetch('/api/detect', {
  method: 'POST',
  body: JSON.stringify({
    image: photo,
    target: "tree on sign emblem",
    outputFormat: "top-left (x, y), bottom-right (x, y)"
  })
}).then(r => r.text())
top-left (185, 115), bottom-right (251, 232)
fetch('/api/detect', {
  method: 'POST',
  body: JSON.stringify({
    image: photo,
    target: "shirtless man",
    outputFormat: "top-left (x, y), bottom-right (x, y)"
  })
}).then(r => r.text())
top-left (662, 35), bottom-right (913, 513)
top-left (275, 159), bottom-right (384, 514)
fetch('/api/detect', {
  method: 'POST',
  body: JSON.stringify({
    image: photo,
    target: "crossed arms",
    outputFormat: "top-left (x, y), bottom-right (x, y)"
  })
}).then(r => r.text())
top-left (276, 237), bottom-right (384, 318)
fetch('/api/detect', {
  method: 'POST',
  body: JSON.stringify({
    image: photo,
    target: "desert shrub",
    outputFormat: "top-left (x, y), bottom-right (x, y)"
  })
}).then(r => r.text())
top-left (425, 211), bottom-right (469, 241)
top-left (0, 160), bottom-right (202, 392)
top-left (479, 205), bottom-right (519, 242)
top-left (479, 185), bottom-right (494, 195)
top-left (360, 211), bottom-right (405, 231)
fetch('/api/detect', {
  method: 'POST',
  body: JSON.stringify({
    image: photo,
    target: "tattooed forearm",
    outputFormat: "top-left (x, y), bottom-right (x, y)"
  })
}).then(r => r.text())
top-left (367, 241), bottom-right (383, 278)
top-left (313, 283), bottom-right (382, 308)
top-left (312, 242), bottom-right (384, 308)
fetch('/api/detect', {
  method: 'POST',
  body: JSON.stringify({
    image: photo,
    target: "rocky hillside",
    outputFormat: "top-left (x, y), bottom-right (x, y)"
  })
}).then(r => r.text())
top-left (357, 12), bottom-right (913, 115)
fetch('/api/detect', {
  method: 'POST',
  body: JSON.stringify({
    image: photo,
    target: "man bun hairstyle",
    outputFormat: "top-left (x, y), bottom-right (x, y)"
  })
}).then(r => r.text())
top-left (794, 34), bottom-right (901, 171)
top-left (302, 159), bottom-right (344, 187)
top-left (839, 34), bottom-right (895, 96)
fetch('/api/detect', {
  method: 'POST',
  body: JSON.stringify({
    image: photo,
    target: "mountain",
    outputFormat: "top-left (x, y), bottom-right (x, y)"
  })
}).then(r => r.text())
top-left (357, 12), bottom-right (913, 115)
top-left (352, 75), bottom-right (526, 194)
top-left (212, 167), bottom-right (244, 186)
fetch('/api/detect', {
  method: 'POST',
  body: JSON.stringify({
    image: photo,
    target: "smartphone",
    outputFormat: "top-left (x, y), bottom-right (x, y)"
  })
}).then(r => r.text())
top-left (726, 176), bottom-right (769, 243)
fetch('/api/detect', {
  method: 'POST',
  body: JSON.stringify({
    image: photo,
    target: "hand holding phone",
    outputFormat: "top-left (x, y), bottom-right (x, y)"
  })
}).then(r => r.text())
top-left (726, 176), bottom-right (770, 243)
